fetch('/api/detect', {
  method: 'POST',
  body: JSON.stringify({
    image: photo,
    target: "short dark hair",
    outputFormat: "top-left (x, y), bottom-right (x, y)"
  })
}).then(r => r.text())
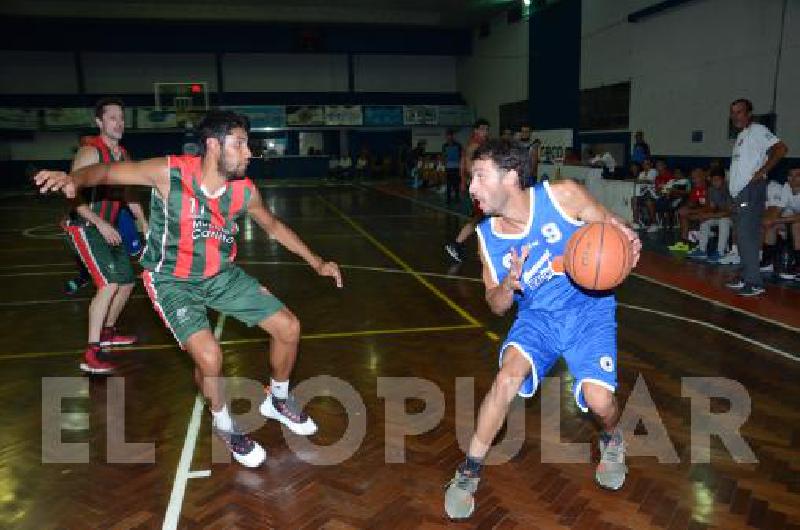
top-left (731, 98), bottom-right (753, 112)
top-left (709, 167), bottom-right (725, 178)
top-left (474, 118), bottom-right (490, 129)
top-left (94, 97), bottom-right (125, 120)
top-left (195, 110), bottom-right (250, 156)
top-left (472, 138), bottom-right (531, 188)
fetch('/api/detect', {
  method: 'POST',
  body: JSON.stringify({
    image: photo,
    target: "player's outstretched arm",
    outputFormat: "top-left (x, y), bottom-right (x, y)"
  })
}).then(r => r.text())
top-left (34, 157), bottom-right (169, 199)
top-left (247, 187), bottom-right (343, 288)
top-left (551, 179), bottom-right (642, 267)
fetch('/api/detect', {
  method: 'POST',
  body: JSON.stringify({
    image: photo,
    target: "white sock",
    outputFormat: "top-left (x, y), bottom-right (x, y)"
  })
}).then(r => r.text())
top-left (211, 405), bottom-right (233, 431)
top-left (271, 379), bottom-right (289, 400)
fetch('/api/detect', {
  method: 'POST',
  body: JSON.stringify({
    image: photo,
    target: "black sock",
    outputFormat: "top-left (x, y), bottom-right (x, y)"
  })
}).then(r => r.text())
top-left (459, 456), bottom-right (483, 477)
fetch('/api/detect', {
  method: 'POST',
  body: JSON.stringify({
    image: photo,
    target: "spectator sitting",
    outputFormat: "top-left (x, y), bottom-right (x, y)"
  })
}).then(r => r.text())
top-left (627, 162), bottom-right (641, 179)
top-left (759, 177), bottom-right (787, 272)
top-left (652, 160), bottom-right (676, 230)
top-left (669, 168), bottom-right (706, 249)
top-left (328, 156), bottom-right (340, 179)
top-left (684, 168), bottom-right (732, 261)
top-left (633, 158), bottom-right (658, 231)
top-left (761, 167), bottom-right (800, 279)
top-left (355, 148), bottom-right (370, 180)
top-left (339, 154), bottom-right (353, 179)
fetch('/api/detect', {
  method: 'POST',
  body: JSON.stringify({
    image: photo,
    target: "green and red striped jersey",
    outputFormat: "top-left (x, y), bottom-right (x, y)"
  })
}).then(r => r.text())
top-left (141, 155), bottom-right (256, 279)
top-left (70, 135), bottom-right (129, 225)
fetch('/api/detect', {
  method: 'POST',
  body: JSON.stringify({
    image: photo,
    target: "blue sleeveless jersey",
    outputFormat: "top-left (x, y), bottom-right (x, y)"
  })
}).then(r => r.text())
top-left (476, 181), bottom-right (615, 313)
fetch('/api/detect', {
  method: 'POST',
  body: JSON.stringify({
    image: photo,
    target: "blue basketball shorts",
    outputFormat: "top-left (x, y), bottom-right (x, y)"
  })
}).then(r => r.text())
top-left (499, 298), bottom-right (617, 412)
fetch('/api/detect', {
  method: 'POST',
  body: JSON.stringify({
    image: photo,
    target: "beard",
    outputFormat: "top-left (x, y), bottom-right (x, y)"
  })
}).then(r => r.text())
top-left (218, 152), bottom-right (247, 180)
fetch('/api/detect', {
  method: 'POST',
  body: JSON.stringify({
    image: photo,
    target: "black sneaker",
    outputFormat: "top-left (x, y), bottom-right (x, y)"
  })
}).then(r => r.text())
top-left (213, 424), bottom-right (266, 468)
top-left (736, 283), bottom-right (765, 297)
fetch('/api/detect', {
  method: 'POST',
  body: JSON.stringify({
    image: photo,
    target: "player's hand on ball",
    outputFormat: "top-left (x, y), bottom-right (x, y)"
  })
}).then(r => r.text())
top-left (34, 170), bottom-right (77, 199)
top-left (608, 217), bottom-right (641, 268)
top-left (316, 260), bottom-right (343, 288)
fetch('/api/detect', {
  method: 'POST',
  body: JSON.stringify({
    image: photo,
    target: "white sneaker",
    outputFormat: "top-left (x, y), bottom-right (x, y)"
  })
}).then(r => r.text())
top-left (632, 222), bottom-right (642, 230)
top-left (260, 394), bottom-right (318, 436)
top-left (718, 251), bottom-right (741, 265)
top-left (213, 425), bottom-right (267, 468)
top-left (646, 225), bottom-right (660, 233)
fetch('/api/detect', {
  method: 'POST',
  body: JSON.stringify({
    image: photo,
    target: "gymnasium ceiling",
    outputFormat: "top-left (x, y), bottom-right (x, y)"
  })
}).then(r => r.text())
top-left (0, 0), bottom-right (520, 27)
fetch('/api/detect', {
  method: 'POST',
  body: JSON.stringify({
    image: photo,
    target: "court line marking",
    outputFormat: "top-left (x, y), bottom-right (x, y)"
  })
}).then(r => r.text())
top-left (627, 272), bottom-right (800, 333)
top-left (618, 303), bottom-right (798, 361)
top-left (318, 195), bottom-right (483, 329)
top-left (0, 262), bottom-right (74, 269)
top-left (0, 323), bottom-right (482, 361)
top-left (0, 270), bottom-right (75, 278)
top-left (162, 314), bottom-right (225, 530)
top-left (0, 258), bottom-right (795, 359)
top-left (358, 184), bottom-right (470, 220)
top-left (362, 183), bottom-right (800, 334)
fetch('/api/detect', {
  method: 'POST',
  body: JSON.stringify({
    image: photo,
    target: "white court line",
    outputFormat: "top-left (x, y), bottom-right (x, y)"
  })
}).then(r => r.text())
top-left (628, 272), bottom-right (800, 333)
top-left (358, 183), bottom-right (470, 220)
top-left (0, 270), bottom-right (74, 278)
top-left (618, 303), bottom-right (799, 361)
top-left (0, 294), bottom-right (147, 307)
top-left (0, 262), bottom-right (73, 270)
top-left (362, 183), bottom-right (800, 334)
top-left (162, 314), bottom-right (226, 530)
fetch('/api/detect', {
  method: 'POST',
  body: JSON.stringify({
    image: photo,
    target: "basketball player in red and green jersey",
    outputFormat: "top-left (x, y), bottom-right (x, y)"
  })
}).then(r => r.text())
top-left (66, 97), bottom-right (148, 374)
top-left (36, 110), bottom-right (343, 468)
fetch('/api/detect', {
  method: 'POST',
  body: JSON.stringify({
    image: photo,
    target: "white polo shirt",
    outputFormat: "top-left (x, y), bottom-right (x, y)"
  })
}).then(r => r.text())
top-left (729, 123), bottom-right (779, 198)
top-left (778, 183), bottom-right (800, 213)
top-left (766, 180), bottom-right (784, 208)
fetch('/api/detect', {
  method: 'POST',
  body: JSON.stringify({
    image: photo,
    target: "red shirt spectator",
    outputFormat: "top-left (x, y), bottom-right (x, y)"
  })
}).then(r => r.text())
top-left (689, 184), bottom-right (707, 206)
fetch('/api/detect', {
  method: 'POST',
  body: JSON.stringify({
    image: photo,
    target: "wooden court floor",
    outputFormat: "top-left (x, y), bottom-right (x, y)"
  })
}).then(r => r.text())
top-left (0, 183), bottom-right (798, 529)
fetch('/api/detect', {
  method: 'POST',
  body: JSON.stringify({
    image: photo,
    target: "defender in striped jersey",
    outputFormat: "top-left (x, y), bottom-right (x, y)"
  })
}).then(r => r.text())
top-left (36, 110), bottom-right (343, 468)
top-left (65, 97), bottom-right (148, 374)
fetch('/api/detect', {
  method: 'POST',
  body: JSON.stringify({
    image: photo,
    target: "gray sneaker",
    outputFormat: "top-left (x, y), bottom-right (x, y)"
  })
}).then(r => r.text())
top-left (595, 431), bottom-right (627, 491)
top-left (444, 468), bottom-right (480, 519)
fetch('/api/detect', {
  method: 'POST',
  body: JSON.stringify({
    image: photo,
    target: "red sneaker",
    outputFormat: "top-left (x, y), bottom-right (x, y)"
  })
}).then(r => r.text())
top-left (100, 327), bottom-right (137, 347)
top-left (79, 345), bottom-right (117, 374)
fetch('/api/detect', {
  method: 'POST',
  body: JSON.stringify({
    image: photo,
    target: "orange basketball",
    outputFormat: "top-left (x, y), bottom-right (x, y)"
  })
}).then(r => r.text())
top-left (564, 222), bottom-right (633, 290)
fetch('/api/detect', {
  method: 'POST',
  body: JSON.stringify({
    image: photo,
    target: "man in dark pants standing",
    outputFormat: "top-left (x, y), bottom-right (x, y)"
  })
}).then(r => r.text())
top-left (726, 98), bottom-right (788, 296)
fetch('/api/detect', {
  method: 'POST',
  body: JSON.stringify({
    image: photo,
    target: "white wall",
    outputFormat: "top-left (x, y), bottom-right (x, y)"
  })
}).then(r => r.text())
top-left (83, 53), bottom-right (218, 94)
top-left (223, 53), bottom-right (348, 92)
top-left (354, 55), bottom-right (457, 92)
top-left (457, 13), bottom-right (529, 134)
top-left (582, 0), bottom-right (799, 157)
top-left (0, 52), bottom-right (79, 94)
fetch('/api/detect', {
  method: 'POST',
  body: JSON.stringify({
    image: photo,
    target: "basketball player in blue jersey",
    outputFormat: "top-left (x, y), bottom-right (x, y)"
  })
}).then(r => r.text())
top-left (444, 140), bottom-right (641, 519)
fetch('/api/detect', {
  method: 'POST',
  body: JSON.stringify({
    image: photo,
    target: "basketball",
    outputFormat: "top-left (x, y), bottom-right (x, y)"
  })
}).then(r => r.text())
top-left (564, 222), bottom-right (633, 290)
